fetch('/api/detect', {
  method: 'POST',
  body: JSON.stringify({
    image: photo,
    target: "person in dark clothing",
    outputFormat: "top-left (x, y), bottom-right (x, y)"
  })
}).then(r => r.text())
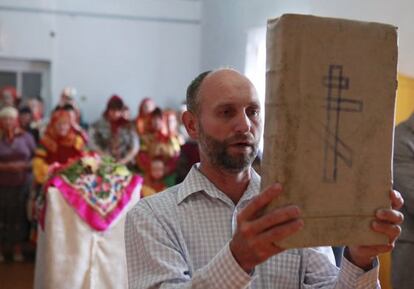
top-left (18, 106), bottom-right (40, 143)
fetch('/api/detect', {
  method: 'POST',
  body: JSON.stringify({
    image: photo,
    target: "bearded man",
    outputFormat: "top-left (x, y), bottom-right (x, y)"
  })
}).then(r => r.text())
top-left (125, 68), bottom-right (403, 289)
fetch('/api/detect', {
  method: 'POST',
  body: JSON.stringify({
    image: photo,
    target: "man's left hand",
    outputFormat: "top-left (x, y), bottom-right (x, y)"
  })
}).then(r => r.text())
top-left (347, 189), bottom-right (404, 270)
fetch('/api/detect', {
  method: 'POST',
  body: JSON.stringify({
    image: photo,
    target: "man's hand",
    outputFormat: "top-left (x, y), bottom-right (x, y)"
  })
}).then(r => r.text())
top-left (229, 184), bottom-right (304, 273)
top-left (347, 190), bottom-right (404, 270)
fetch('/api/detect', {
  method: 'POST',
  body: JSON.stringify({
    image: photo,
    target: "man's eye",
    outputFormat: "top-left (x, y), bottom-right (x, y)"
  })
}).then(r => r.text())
top-left (248, 109), bottom-right (260, 117)
top-left (220, 109), bottom-right (233, 117)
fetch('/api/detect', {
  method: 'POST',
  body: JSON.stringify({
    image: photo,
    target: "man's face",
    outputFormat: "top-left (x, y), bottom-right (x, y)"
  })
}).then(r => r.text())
top-left (198, 123), bottom-right (259, 173)
top-left (195, 71), bottom-right (262, 173)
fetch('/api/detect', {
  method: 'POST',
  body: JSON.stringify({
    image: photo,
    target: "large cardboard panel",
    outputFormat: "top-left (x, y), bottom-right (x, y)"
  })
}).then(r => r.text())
top-left (262, 14), bottom-right (397, 248)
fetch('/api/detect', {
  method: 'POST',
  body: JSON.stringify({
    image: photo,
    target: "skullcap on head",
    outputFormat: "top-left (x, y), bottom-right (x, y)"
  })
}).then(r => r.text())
top-left (0, 106), bottom-right (18, 119)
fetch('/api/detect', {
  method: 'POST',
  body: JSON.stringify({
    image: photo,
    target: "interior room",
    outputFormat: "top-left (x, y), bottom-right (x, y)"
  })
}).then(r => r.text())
top-left (0, 1), bottom-right (413, 289)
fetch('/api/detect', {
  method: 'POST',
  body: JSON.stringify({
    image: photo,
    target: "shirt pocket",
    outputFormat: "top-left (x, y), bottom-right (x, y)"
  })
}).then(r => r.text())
top-left (256, 252), bottom-right (302, 289)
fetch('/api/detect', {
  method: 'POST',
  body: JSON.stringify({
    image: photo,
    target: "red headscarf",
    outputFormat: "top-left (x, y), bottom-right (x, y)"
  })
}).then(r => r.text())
top-left (104, 95), bottom-right (129, 133)
top-left (136, 97), bottom-right (156, 135)
top-left (163, 109), bottom-right (179, 137)
top-left (0, 86), bottom-right (19, 107)
top-left (41, 110), bottom-right (80, 152)
top-left (149, 107), bottom-right (169, 139)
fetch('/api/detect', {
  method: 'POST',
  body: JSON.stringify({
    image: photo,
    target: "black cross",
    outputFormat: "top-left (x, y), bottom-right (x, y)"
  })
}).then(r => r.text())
top-left (323, 65), bottom-right (363, 182)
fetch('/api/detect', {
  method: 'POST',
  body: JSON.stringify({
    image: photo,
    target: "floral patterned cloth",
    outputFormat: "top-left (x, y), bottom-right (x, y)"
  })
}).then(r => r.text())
top-left (41, 154), bottom-right (142, 231)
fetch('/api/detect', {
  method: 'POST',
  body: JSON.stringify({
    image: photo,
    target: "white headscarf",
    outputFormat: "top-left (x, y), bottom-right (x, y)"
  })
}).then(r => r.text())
top-left (0, 106), bottom-right (18, 119)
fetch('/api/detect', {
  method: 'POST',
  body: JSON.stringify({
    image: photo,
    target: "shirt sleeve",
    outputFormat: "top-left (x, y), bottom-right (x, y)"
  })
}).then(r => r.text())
top-left (335, 256), bottom-right (380, 289)
top-left (125, 200), bottom-right (253, 289)
top-left (303, 247), bottom-right (380, 289)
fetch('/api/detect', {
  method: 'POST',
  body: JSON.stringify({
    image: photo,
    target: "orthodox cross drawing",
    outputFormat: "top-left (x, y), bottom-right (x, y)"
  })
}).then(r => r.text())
top-left (323, 65), bottom-right (363, 182)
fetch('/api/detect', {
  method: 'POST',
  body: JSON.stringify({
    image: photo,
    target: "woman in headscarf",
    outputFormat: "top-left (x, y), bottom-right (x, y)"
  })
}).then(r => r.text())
top-left (0, 86), bottom-right (19, 108)
top-left (164, 109), bottom-right (185, 147)
top-left (136, 108), bottom-right (180, 177)
top-left (0, 106), bottom-right (36, 262)
top-left (32, 108), bottom-right (88, 185)
top-left (135, 97), bottom-right (156, 136)
top-left (89, 95), bottom-right (139, 166)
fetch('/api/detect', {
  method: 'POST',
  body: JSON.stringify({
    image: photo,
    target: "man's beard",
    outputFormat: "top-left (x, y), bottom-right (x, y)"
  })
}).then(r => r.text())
top-left (198, 124), bottom-right (259, 173)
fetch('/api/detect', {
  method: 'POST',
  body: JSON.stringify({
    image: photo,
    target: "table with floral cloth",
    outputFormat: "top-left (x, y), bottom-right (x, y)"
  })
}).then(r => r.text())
top-left (34, 154), bottom-right (142, 289)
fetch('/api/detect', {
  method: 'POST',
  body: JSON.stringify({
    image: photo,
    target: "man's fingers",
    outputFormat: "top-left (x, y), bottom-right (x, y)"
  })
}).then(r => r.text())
top-left (390, 190), bottom-right (404, 210)
top-left (372, 221), bottom-right (401, 243)
top-left (247, 205), bottom-right (301, 235)
top-left (353, 244), bottom-right (393, 256)
top-left (376, 209), bottom-right (404, 225)
top-left (238, 184), bottom-right (282, 221)
top-left (257, 219), bottom-right (304, 246)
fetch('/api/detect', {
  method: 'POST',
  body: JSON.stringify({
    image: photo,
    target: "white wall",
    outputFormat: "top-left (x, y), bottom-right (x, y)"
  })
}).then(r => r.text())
top-left (0, 0), bottom-right (202, 122)
top-left (2, 0), bottom-right (413, 123)
top-left (309, 0), bottom-right (414, 76)
top-left (201, 0), bottom-right (414, 76)
top-left (200, 0), bottom-right (310, 72)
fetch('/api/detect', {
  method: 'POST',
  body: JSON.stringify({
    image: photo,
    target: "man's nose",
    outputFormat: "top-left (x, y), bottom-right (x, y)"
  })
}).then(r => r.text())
top-left (234, 112), bottom-right (251, 133)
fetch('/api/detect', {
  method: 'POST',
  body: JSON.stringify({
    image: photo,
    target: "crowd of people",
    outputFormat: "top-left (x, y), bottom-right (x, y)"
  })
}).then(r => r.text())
top-left (0, 69), bottom-right (405, 289)
top-left (0, 85), bottom-right (199, 262)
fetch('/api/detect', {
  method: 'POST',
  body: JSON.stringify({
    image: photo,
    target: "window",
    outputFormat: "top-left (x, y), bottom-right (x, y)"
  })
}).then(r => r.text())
top-left (0, 58), bottom-right (51, 112)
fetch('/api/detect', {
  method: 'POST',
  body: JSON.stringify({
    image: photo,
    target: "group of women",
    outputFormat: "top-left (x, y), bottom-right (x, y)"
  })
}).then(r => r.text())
top-left (0, 86), bottom-right (197, 262)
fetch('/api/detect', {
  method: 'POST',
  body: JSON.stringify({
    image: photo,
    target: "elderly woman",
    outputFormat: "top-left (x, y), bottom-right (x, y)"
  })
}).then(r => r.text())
top-left (0, 106), bottom-right (36, 262)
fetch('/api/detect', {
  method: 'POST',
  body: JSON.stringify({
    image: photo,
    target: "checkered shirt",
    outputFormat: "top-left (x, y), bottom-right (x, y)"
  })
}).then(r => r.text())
top-left (125, 165), bottom-right (380, 289)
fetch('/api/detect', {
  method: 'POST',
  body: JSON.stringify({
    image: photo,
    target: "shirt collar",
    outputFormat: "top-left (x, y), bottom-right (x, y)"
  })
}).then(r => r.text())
top-left (176, 163), bottom-right (261, 207)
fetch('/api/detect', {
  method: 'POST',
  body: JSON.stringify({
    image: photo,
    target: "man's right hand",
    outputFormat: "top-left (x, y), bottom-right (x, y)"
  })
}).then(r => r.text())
top-left (229, 184), bottom-right (304, 273)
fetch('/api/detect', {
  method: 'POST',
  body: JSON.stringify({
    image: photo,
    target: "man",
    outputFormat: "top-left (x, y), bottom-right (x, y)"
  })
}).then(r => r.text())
top-left (392, 113), bottom-right (414, 289)
top-left (125, 68), bottom-right (403, 289)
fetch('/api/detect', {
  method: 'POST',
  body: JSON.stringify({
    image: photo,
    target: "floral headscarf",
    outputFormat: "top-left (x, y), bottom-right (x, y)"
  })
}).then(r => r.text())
top-left (40, 109), bottom-right (80, 152)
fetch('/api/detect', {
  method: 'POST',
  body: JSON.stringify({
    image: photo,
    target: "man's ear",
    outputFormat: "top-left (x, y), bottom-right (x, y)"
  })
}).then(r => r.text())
top-left (182, 110), bottom-right (198, 140)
